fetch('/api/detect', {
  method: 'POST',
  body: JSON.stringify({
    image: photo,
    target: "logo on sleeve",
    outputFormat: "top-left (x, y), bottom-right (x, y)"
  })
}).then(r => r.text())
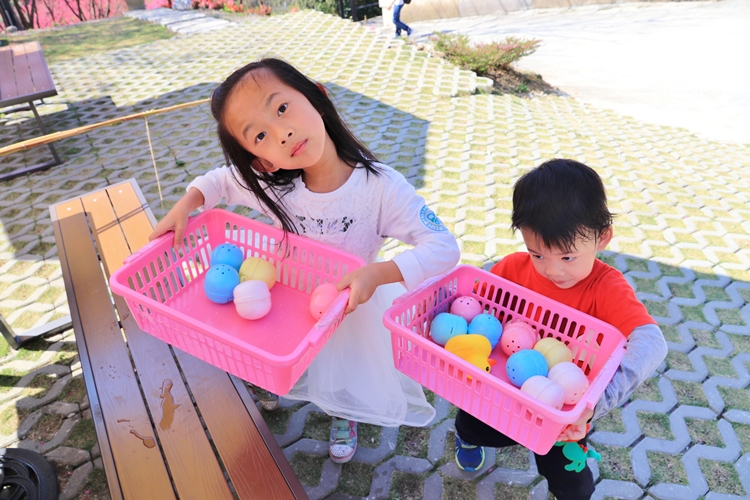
top-left (420, 205), bottom-right (447, 232)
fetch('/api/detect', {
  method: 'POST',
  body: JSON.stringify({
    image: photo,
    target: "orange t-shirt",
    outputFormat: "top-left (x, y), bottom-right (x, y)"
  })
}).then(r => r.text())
top-left (490, 253), bottom-right (656, 337)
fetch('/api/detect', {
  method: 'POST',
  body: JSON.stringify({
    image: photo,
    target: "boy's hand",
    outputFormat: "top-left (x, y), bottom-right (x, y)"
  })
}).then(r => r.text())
top-left (336, 261), bottom-right (403, 314)
top-left (148, 188), bottom-right (205, 249)
top-left (557, 407), bottom-right (594, 442)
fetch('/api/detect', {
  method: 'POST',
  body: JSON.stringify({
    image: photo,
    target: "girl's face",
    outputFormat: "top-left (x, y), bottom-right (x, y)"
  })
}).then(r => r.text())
top-left (521, 226), bottom-right (613, 289)
top-left (223, 70), bottom-right (328, 172)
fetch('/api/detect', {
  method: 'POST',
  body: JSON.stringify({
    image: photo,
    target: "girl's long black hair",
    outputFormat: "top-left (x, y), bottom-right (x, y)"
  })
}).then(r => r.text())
top-left (211, 58), bottom-right (381, 235)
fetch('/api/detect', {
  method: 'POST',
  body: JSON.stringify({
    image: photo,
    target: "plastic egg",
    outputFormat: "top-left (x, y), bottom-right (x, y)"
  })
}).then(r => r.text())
top-left (449, 296), bottom-right (484, 322)
top-left (548, 361), bottom-right (589, 405)
top-left (233, 280), bottom-right (272, 319)
top-left (204, 264), bottom-right (240, 304)
top-left (506, 349), bottom-right (549, 387)
top-left (310, 283), bottom-right (339, 320)
top-left (211, 243), bottom-right (244, 271)
top-left (430, 313), bottom-right (468, 346)
top-left (468, 313), bottom-right (503, 349)
top-left (239, 257), bottom-right (276, 289)
top-left (500, 320), bottom-right (538, 357)
top-left (520, 375), bottom-right (566, 410)
top-left (534, 337), bottom-right (574, 369)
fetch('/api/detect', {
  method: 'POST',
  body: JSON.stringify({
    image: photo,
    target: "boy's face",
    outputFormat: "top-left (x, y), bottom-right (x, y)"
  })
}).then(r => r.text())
top-left (521, 227), bottom-right (613, 289)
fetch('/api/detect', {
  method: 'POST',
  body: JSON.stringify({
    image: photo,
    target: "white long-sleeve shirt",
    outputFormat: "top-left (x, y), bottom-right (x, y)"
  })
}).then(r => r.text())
top-left (187, 163), bottom-right (461, 291)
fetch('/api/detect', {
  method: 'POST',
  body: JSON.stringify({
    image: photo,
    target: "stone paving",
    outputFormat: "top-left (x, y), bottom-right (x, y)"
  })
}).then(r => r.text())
top-left (1, 9), bottom-right (750, 500)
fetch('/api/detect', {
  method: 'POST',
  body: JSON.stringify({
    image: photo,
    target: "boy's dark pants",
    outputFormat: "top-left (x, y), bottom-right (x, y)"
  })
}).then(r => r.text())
top-left (455, 410), bottom-right (595, 500)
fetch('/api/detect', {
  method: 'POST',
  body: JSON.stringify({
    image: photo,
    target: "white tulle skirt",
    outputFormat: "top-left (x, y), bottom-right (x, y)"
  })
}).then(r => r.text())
top-left (283, 281), bottom-right (436, 428)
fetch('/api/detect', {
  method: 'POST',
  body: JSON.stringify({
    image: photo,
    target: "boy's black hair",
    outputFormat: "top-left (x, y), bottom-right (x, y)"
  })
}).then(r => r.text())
top-left (210, 58), bottom-right (381, 235)
top-left (511, 159), bottom-right (613, 252)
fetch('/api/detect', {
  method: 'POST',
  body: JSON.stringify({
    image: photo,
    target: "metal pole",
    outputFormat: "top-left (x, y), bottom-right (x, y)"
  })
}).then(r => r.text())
top-left (349, 0), bottom-right (356, 20)
top-left (0, 0), bottom-right (21, 29)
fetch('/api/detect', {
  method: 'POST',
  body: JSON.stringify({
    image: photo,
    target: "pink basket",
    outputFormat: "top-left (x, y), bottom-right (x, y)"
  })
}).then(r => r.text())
top-left (110, 209), bottom-right (364, 395)
top-left (383, 265), bottom-right (626, 454)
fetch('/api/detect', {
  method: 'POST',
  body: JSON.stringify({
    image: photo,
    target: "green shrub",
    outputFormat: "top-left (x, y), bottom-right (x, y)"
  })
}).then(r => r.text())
top-left (432, 33), bottom-right (541, 75)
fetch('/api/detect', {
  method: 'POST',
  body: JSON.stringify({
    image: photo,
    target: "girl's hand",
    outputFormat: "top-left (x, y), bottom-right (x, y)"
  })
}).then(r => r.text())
top-left (148, 188), bottom-right (205, 249)
top-left (336, 261), bottom-right (403, 314)
top-left (556, 407), bottom-right (594, 442)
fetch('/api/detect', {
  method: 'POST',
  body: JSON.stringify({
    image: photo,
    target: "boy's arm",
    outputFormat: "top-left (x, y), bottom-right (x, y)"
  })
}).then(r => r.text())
top-left (592, 323), bottom-right (668, 421)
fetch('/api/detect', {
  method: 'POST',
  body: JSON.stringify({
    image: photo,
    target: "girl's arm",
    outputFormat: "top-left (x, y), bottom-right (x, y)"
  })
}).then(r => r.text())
top-left (149, 166), bottom-right (267, 248)
top-left (378, 170), bottom-right (461, 291)
top-left (336, 169), bottom-right (460, 314)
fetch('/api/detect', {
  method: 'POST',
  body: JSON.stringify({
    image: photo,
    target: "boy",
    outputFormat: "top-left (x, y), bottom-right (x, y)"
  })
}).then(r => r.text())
top-left (454, 159), bottom-right (668, 500)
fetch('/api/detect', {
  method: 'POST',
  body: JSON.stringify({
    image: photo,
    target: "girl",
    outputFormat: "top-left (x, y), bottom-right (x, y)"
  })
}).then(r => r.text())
top-left (149, 58), bottom-right (460, 464)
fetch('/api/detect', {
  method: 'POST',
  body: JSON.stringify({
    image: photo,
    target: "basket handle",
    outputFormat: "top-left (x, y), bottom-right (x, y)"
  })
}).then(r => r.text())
top-left (307, 289), bottom-right (351, 344)
top-left (391, 272), bottom-right (448, 305)
top-left (124, 232), bottom-right (173, 265)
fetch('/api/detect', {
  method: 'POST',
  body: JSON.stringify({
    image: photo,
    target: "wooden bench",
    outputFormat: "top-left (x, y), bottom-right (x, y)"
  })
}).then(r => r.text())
top-left (0, 41), bottom-right (62, 181)
top-left (50, 178), bottom-right (308, 500)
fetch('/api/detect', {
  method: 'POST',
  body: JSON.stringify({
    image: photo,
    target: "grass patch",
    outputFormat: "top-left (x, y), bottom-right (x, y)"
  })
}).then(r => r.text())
top-left (22, 373), bottom-right (56, 399)
top-left (358, 422), bottom-right (381, 449)
top-left (53, 343), bottom-right (78, 366)
top-left (0, 406), bottom-right (30, 435)
top-left (593, 408), bottom-right (626, 434)
top-left (262, 406), bottom-right (294, 435)
top-left (1, 18), bottom-right (174, 64)
top-left (301, 412), bottom-right (330, 441)
top-left (637, 412), bottom-right (673, 440)
top-left (646, 451), bottom-right (688, 485)
top-left (396, 426), bottom-right (430, 458)
top-left (700, 459), bottom-right (746, 496)
top-left (672, 380), bottom-right (709, 407)
top-left (632, 377), bottom-right (662, 402)
top-left (336, 461), bottom-right (375, 497)
top-left (595, 443), bottom-right (635, 482)
top-left (0, 369), bottom-right (25, 394)
top-left (441, 475), bottom-right (475, 500)
top-left (58, 377), bottom-right (86, 404)
top-left (719, 386), bottom-right (750, 412)
top-left (27, 412), bottom-right (64, 443)
top-left (63, 418), bottom-right (97, 450)
top-left (494, 481), bottom-right (537, 499)
top-left (77, 468), bottom-right (110, 500)
top-left (685, 418), bottom-right (723, 447)
top-left (390, 471), bottom-right (425, 500)
top-left (495, 444), bottom-right (530, 469)
top-left (288, 453), bottom-right (326, 487)
top-left (731, 423), bottom-right (750, 453)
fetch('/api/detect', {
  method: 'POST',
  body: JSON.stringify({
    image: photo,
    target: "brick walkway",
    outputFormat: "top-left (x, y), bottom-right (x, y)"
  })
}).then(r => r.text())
top-left (1, 10), bottom-right (749, 499)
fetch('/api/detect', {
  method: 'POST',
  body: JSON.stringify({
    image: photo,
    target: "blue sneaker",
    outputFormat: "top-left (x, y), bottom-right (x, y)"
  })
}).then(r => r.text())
top-left (455, 435), bottom-right (485, 471)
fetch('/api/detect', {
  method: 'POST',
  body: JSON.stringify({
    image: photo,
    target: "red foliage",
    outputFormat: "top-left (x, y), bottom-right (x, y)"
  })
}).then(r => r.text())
top-left (4, 0), bottom-right (127, 29)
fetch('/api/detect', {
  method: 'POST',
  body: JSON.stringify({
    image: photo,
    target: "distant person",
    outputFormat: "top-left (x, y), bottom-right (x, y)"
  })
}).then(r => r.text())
top-left (386, 0), bottom-right (412, 38)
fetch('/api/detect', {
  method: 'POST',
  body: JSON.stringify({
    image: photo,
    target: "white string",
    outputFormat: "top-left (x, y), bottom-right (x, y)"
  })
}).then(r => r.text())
top-left (144, 117), bottom-right (163, 210)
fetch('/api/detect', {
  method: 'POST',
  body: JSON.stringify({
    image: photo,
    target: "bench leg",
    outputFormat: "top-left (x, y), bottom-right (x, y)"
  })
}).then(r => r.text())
top-left (0, 101), bottom-right (62, 182)
top-left (0, 314), bottom-right (73, 350)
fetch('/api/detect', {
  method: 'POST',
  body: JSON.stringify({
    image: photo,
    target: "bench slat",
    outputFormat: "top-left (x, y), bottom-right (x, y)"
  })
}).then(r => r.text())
top-left (80, 188), bottom-right (236, 500)
top-left (106, 181), bottom-right (306, 500)
top-left (9, 43), bottom-right (35, 99)
top-left (0, 48), bottom-right (18, 102)
top-left (52, 199), bottom-right (176, 500)
top-left (23, 43), bottom-right (55, 94)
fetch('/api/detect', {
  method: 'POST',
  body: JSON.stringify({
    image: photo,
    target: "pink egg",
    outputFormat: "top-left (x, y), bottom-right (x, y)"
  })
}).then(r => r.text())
top-left (500, 320), bottom-right (538, 357)
top-left (233, 280), bottom-right (272, 320)
top-left (520, 375), bottom-right (566, 410)
top-left (450, 296), bottom-right (484, 322)
top-left (310, 283), bottom-right (339, 320)
top-left (548, 361), bottom-right (589, 405)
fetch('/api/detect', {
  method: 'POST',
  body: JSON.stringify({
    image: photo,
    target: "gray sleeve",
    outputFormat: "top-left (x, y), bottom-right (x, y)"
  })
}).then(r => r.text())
top-left (592, 323), bottom-right (668, 421)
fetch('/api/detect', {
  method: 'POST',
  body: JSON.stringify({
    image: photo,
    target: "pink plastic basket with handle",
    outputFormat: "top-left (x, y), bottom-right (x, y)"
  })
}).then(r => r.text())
top-left (383, 265), bottom-right (626, 454)
top-left (110, 208), bottom-right (364, 395)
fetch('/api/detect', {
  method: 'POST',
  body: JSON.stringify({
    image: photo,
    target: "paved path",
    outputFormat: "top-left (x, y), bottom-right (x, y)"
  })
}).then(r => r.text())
top-left (1, 9), bottom-right (750, 500)
top-left (407, 0), bottom-right (750, 145)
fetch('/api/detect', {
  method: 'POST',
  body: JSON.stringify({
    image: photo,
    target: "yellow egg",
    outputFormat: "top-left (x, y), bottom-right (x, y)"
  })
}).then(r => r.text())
top-left (239, 257), bottom-right (276, 289)
top-left (533, 337), bottom-right (573, 369)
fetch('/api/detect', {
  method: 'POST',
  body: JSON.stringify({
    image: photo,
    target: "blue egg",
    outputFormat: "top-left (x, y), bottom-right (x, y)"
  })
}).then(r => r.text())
top-left (211, 243), bottom-right (244, 271)
top-left (506, 350), bottom-right (549, 387)
top-left (204, 264), bottom-right (240, 304)
top-left (468, 313), bottom-right (503, 349)
top-left (430, 312), bottom-right (468, 346)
